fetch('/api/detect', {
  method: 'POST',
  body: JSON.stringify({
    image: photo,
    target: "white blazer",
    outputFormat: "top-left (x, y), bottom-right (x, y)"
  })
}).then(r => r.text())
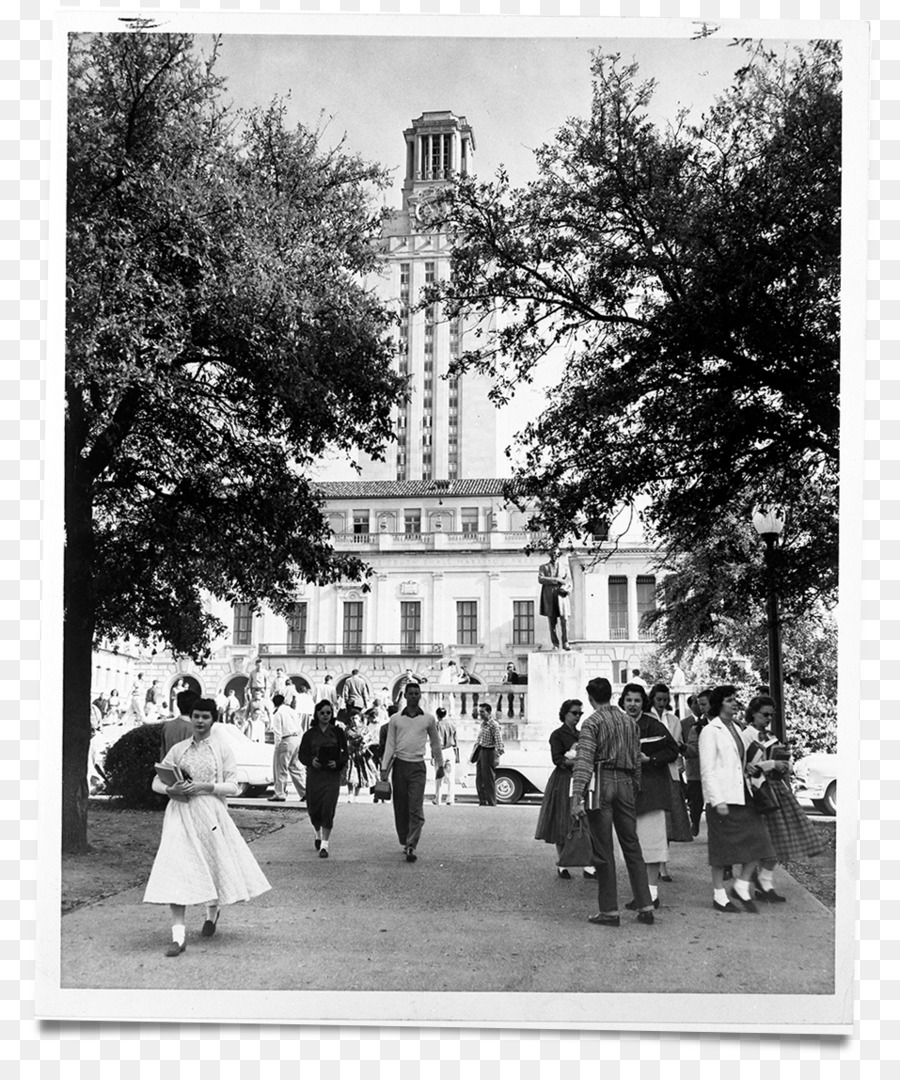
top-left (698, 716), bottom-right (748, 807)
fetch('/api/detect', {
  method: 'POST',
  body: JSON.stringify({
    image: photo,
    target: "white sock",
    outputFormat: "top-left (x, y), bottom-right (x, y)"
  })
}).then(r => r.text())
top-left (315, 829), bottom-right (322, 840)
top-left (733, 878), bottom-right (752, 901)
top-left (172, 923), bottom-right (186, 945)
top-left (758, 868), bottom-right (775, 891)
top-left (649, 885), bottom-right (658, 901)
top-left (205, 903), bottom-right (218, 922)
top-left (713, 888), bottom-right (729, 906)
top-left (320, 839), bottom-right (329, 850)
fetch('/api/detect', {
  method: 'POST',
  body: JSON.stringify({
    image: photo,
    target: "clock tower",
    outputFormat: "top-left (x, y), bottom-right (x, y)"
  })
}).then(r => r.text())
top-left (401, 111), bottom-right (476, 230)
top-left (356, 111), bottom-right (499, 484)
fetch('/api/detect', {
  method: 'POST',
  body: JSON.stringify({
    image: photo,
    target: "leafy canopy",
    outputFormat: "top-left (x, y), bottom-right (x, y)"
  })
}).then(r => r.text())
top-left (430, 40), bottom-right (841, 646)
top-left (66, 32), bottom-right (404, 659)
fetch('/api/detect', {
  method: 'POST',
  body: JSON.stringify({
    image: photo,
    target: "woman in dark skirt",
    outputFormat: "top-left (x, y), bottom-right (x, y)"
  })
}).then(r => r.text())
top-left (743, 695), bottom-right (823, 902)
top-left (619, 683), bottom-right (681, 909)
top-left (298, 701), bottom-right (349, 859)
top-left (534, 699), bottom-right (595, 880)
top-left (699, 685), bottom-right (776, 914)
top-left (649, 683), bottom-right (693, 866)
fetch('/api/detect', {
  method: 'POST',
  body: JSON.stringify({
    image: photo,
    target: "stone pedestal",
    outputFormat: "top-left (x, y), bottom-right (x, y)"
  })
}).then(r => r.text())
top-left (524, 650), bottom-right (587, 745)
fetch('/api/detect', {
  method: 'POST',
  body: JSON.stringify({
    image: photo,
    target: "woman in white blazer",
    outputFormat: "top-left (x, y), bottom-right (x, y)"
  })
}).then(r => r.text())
top-left (699, 685), bottom-right (775, 914)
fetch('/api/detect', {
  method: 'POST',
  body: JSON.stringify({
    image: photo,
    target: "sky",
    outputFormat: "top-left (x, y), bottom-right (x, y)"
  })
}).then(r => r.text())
top-left (207, 32), bottom-right (760, 206)
top-left (202, 31), bottom-right (799, 476)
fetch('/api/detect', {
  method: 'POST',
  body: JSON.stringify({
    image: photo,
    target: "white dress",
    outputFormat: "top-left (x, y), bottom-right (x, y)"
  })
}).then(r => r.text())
top-left (143, 736), bottom-right (271, 907)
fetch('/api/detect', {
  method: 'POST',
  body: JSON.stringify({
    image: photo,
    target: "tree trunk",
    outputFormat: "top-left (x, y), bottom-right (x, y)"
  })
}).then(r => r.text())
top-left (62, 406), bottom-right (95, 854)
top-left (62, 609), bottom-right (93, 854)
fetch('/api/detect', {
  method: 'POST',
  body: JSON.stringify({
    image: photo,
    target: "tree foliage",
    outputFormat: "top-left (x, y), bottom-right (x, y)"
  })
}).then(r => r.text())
top-left (431, 40), bottom-right (841, 645)
top-left (63, 32), bottom-right (403, 850)
top-left (67, 32), bottom-right (403, 654)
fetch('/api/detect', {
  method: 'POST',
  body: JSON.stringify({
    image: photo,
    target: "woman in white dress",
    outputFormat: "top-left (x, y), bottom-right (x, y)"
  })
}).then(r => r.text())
top-left (143, 698), bottom-right (271, 956)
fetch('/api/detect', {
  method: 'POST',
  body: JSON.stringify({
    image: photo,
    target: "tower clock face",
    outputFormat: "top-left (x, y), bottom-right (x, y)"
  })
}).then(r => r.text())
top-left (412, 186), bottom-right (443, 227)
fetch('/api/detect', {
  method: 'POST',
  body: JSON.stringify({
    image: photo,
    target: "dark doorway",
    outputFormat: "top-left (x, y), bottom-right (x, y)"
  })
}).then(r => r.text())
top-left (224, 674), bottom-right (249, 707)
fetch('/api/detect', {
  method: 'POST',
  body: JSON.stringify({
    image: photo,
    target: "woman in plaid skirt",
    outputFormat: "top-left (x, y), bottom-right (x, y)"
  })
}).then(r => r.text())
top-left (743, 696), bottom-right (824, 902)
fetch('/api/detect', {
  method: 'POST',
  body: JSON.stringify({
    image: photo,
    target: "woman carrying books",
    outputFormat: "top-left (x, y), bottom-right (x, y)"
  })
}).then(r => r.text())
top-left (619, 683), bottom-right (682, 910)
top-left (143, 698), bottom-right (271, 956)
top-left (298, 700), bottom-right (350, 858)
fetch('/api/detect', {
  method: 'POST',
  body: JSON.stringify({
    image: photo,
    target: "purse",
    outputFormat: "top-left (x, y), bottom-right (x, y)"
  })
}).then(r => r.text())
top-left (749, 779), bottom-right (780, 815)
top-left (371, 779), bottom-right (392, 801)
top-left (556, 816), bottom-right (596, 867)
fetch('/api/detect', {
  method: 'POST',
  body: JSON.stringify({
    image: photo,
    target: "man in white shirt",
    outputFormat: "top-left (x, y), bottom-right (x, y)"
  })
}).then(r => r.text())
top-left (295, 686), bottom-right (315, 732)
top-left (380, 683), bottom-right (444, 862)
top-left (267, 692), bottom-right (305, 802)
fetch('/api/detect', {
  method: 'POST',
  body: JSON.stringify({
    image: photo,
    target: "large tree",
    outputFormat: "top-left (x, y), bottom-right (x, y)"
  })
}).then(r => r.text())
top-left (64, 32), bottom-right (403, 851)
top-left (431, 40), bottom-right (840, 649)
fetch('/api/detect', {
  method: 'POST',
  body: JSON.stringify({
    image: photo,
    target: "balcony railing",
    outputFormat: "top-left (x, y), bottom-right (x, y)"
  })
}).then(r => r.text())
top-left (259, 642), bottom-right (445, 659)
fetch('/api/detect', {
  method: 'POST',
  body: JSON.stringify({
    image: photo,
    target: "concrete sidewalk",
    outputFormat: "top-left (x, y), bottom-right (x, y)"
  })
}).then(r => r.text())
top-left (60, 800), bottom-right (834, 995)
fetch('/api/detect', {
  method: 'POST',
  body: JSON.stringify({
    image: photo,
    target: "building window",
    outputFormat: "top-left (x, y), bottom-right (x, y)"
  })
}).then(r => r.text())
top-left (513, 601), bottom-right (535, 645)
top-left (636, 575), bottom-right (657, 640)
top-left (425, 261), bottom-right (435, 285)
top-left (287, 602), bottom-right (307, 653)
top-left (457, 601), bottom-right (478, 645)
top-left (401, 601), bottom-right (421, 654)
top-left (352, 510), bottom-right (370, 536)
top-left (460, 507), bottom-right (479, 534)
top-left (609, 576), bottom-right (629, 639)
top-left (405, 510), bottom-right (422, 534)
top-left (343, 602), bottom-right (363, 651)
top-left (233, 603), bottom-right (253, 646)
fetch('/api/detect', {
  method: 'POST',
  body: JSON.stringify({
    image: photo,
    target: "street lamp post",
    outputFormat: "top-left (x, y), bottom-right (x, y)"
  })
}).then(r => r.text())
top-left (752, 509), bottom-right (786, 744)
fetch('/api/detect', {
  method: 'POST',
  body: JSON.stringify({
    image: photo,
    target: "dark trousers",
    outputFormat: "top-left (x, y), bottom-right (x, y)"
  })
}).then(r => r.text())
top-left (686, 779), bottom-right (705, 832)
top-left (548, 615), bottom-right (568, 648)
top-left (586, 770), bottom-right (652, 912)
top-left (475, 747), bottom-right (497, 805)
top-left (391, 759), bottom-right (427, 849)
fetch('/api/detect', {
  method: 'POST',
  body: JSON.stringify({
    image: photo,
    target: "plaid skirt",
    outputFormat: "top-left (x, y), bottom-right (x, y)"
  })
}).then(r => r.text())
top-left (763, 777), bottom-right (824, 862)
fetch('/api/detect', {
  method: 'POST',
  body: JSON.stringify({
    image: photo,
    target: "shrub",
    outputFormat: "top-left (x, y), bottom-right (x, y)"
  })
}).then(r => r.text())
top-left (785, 684), bottom-right (837, 760)
top-left (103, 722), bottom-right (168, 809)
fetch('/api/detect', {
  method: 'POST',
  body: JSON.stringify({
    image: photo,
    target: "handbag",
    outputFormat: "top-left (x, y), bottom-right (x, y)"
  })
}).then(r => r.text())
top-left (556, 816), bottom-right (596, 868)
top-left (371, 779), bottom-right (392, 801)
top-left (749, 779), bottom-right (780, 815)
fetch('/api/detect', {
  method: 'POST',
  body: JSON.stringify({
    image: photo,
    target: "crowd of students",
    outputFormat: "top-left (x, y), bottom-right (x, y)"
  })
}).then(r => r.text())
top-left (535, 678), bottom-right (823, 925)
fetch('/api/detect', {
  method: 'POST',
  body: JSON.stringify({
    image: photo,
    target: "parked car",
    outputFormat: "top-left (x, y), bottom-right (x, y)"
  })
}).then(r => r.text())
top-left (215, 724), bottom-right (275, 797)
top-left (463, 746), bottom-right (554, 804)
top-left (791, 752), bottom-right (837, 816)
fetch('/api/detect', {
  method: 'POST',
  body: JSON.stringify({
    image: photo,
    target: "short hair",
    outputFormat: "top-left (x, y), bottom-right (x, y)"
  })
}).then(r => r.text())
top-left (618, 683), bottom-right (650, 712)
top-left (313, 700), bottom-right (335, 724)
top-left (324, 674), bottom-right (333, 682)
top-left (192, 697), bottom-right (218, 720)
top-left (708, 685), bottom-right (739, 717)
top-left (272, 693), bottom-right (285, 708)
top-left (351, 668), bottom-right (360, 675)
top-left (436, 707), bottom-right (447, 720)
top-left (558, 698), bottom-right (583, 723)
top-left (403, 681), bottom-right (420, 695)
top-left (746, 695), bottom-right (776, 723)
top-left (176, 689), bottom-right (200, 716)
top-left (649, 683), bottom-right (670, 703)
top-left (697, 689), bottom-right (712, 702)
top-left (480, 702), bottom-right (492, 715)
top-left (586, 677), bottom-right (612, 704)
top-left (632, 668), bottom-right (641, 676)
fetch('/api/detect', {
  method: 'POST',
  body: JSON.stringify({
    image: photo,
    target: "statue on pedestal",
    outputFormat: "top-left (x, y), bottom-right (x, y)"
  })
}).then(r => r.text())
top-left (538, 550), bottom-right (572, 651)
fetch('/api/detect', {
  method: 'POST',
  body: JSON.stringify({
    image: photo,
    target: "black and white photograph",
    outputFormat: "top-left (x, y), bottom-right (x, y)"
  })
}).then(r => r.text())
top-left (38, 12), bottom-right (866, 1031)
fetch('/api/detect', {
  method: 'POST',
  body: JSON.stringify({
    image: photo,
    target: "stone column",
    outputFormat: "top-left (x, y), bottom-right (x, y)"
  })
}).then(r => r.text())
top-left (488, 570), bottom-right (502, 653)
top-left (627, 573), bottom-right (639, 643)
